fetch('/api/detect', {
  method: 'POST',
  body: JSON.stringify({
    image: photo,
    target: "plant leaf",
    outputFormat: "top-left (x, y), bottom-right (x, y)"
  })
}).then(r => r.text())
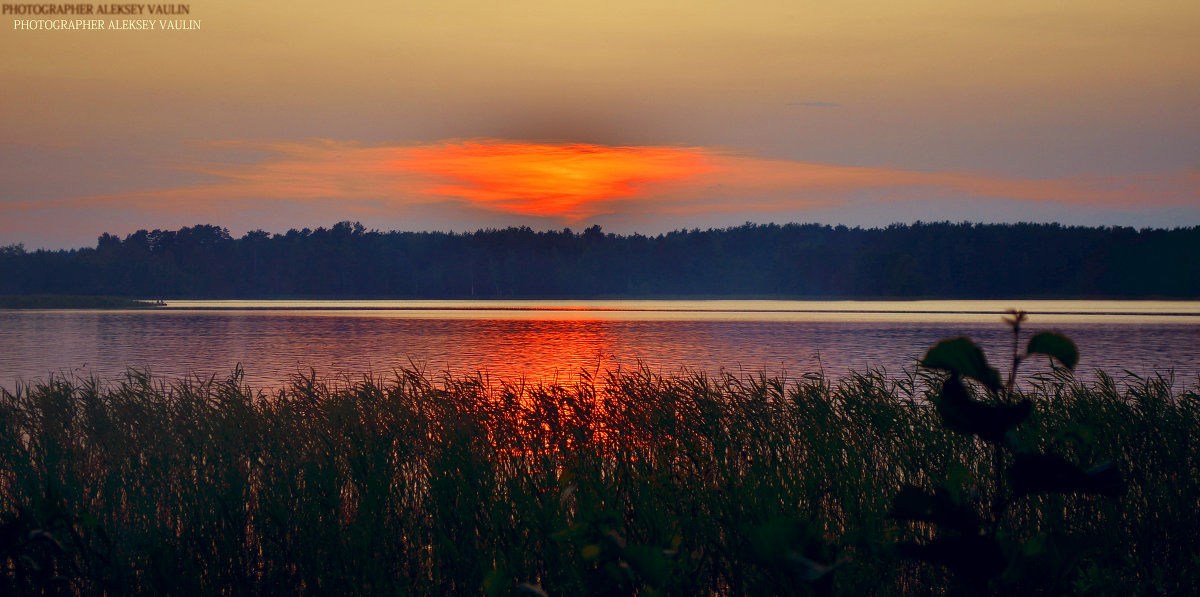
top-left (898, 535), bottom-right (1005, 581)
top-left (1026, 332), bottom-right (1079, 370)
top-left (888, 485), bottom-right (980, 534)
top-left (622, 544), bottom-right (671, 587)
top-left (1008, 454), bottom-right (1122, 497)
top-left (787, 553), bottom-right (840, 582)
top-left (747, 518), bottom-right (839, 582)
top-left (483, 568), bottom-right (509, 597)
top-left (933, 375), bottom-right (1031, 441)
top-left (517, 582), bottom-right (549, 597)
top-left (921, 337), bottom-right (1002, 391)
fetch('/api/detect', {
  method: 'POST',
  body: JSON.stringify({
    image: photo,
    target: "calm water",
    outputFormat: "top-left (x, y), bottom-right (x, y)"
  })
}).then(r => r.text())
top-left (2, 300), bottom-right (1198, 390)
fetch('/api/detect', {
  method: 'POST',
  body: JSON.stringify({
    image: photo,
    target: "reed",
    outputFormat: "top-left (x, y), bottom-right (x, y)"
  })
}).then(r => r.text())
top-left (1, 362), bottom-right (1196, 595)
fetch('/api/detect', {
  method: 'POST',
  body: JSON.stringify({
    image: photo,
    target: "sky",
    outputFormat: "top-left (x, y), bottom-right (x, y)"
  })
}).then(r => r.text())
top-left (2, 0), bottom-right (1198, 249)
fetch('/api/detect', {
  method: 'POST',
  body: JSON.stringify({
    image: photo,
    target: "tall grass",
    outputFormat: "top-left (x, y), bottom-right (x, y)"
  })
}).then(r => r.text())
top-left (1, 365), bottom-right (1197, 595)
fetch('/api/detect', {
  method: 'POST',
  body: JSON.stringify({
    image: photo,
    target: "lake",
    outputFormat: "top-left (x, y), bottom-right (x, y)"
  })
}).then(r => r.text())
top-left (2, 300), bottom-right (1198, 391)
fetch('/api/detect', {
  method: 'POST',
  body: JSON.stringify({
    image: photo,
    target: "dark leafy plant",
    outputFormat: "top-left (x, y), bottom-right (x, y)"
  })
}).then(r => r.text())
top-left (890, 310), bottom-right (1123, 593)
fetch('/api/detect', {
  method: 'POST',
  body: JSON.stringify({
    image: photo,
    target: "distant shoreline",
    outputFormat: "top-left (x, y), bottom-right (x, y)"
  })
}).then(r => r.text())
top-left (4, 294), bottom-right (1200, 311)
top-left (4, 223), bottom-right (1198, 298)
top-left (0, 295), bottom-right (160, 309)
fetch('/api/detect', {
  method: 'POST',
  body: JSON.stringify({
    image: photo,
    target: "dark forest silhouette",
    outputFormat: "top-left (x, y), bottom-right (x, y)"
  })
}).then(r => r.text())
top-left (1, 221), bottom-right (1197, 298)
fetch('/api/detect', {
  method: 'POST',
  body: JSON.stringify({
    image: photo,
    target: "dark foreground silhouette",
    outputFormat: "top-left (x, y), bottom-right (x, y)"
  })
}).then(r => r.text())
top-left (2, 334), bottom-right (1195, 594)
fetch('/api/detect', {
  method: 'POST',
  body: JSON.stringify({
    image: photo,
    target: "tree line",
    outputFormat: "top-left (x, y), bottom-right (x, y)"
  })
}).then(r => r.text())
top-left (1, 221), bottom-right (1197, 298)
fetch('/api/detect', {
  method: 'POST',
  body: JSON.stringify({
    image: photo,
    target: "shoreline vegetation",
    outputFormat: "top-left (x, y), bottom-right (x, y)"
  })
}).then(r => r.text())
top-left (0, 295), bottom-right (160, 310)
top-left (2, 359), bottom-right (1196, 594)
top-left (3, 221), bottom-right (1198, 298)
top-left (8, 294), bottom-right (1200, 305)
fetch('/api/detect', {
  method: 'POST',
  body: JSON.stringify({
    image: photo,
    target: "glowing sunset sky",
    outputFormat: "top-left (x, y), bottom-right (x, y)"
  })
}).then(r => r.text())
top-left (2, 0), bottom-right (1198, 248)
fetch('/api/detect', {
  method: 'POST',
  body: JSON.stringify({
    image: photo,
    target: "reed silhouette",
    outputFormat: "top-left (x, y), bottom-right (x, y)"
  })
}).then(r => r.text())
top-left (1, 325), bottom-right (1196, 594)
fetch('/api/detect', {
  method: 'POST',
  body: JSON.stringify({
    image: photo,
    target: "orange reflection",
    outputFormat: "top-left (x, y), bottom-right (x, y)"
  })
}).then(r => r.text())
top-left (402, 141), bottom-right (711, 219)
top-left (440, 318), bottom-right (623, 387)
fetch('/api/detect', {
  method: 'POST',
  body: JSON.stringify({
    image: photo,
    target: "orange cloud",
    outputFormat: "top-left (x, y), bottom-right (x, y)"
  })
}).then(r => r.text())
top-left (690, 155), bottom-right (1200, 210)
top-left (400, 141), bottom-right (712, 220)
top-left (3, 139), bottom-right (1196, 237)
